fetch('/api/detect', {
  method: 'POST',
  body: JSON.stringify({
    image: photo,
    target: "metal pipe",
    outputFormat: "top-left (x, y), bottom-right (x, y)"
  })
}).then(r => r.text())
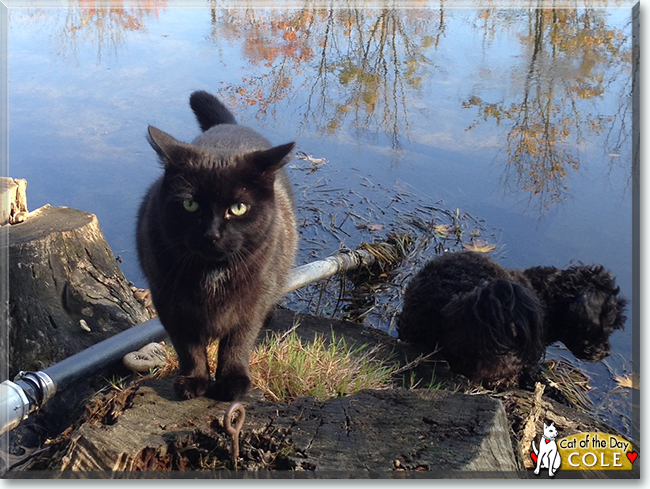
top-left (284, 249), bottom-right (376, 293)
top-left (41, 318), bottom-right (166, 394)
top-left (0, 318), bottom-right (167, 437)
top-left (0, 381), bottom-right (30, 436)
top-left (0, 248), bottom-right (380, 436)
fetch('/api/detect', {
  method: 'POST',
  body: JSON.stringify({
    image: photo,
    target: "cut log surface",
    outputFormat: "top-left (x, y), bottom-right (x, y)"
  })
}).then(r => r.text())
top-left (0, 177), bottom-right (28, 225)
top-left (7, 205), bottom-right (149, 379)
top-left (52, 379), bottom-right (520, 476)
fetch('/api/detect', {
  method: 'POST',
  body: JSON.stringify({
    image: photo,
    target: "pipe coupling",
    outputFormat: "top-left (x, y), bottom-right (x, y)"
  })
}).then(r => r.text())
top-left (0, 380), bottom-right (31, 436)
top-left (16, 371), bottom-right (56, 406)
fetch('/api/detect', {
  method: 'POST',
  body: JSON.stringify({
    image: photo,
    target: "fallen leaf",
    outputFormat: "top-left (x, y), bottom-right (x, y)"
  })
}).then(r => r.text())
top-left (434, 224), bottom-right (454, 238)
top-left (462, 240), bottom-right (496, 253)
top-left (615, 374), bottom-right (639, 390)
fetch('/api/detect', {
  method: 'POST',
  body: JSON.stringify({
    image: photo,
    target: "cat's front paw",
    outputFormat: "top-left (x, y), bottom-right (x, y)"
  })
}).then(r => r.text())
top-left (209, 374), bottom-right (251, 401)
top-left (174, 375), bottom-right (209, 400)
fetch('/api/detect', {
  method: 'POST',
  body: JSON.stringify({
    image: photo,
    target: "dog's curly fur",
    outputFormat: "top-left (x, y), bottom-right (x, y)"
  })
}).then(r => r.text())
top-left (397, 252), bottom-right (627, 388)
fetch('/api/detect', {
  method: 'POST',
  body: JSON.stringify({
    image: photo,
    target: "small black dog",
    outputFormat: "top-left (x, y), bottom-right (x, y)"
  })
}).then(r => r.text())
top-left (397, 252), bottom-right (627, 388)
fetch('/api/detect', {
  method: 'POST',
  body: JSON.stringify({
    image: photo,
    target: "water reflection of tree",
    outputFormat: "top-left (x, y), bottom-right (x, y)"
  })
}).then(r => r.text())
top-left (22, 0), bottom-right (166, 63)
top-left (213, 3), bottom-right (445, 149)
top-left (464, 6), bottom-right (630, 212)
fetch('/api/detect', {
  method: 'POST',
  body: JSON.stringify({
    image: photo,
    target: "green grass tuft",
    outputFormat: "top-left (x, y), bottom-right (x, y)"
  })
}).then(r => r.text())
top-left (250, 328), bottom-right (397, 403)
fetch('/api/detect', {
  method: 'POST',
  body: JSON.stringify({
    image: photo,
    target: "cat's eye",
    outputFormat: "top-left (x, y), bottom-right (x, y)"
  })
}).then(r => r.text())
top-left (229, 203), bottom-right (248, 217)
top-left (182, 199), bottom-right (200, 212)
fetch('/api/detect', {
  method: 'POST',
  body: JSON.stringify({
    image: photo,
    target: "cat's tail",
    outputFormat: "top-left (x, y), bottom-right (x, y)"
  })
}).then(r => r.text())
top-left (189, 90), bottom-right (237, 132)
top-left (532, 440), bottom-right (538, 455)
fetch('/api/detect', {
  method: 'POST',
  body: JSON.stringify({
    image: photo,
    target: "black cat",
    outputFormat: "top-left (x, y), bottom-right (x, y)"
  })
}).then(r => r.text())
top-left (137, 91), bottom-right (298, 401)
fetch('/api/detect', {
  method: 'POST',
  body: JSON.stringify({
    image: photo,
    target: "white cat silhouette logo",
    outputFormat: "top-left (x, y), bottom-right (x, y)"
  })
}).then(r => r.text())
top-left (531, 422), bottom-right (562, 477)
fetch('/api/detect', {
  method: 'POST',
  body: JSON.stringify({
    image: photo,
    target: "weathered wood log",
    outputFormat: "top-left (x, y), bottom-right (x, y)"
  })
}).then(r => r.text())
top-left (5, 309), bottom-right (637, 478)
top-left (7, 205), bottom-right (149, 379)
top-left (45, 380), bottom-right (520, 475)
top-left (3, 307), bottom-right (461, 474)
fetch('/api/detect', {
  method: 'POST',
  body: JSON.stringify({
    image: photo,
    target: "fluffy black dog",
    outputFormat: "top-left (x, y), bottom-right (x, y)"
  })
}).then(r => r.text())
top-left (397, 252), bottom-right (627, 388)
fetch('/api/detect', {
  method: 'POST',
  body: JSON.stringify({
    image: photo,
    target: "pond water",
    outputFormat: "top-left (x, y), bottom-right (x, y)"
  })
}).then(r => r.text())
top-left (6, 2), bottom-right (637, 435)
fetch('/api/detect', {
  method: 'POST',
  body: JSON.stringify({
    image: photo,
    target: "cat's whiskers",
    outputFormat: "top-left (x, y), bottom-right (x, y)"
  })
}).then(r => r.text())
top-left (229, 244), bottom-right (268, 287)
top-left (222, 249), bottom-right (253, 290)
top-left (137, 90), bottom-right (298, 401)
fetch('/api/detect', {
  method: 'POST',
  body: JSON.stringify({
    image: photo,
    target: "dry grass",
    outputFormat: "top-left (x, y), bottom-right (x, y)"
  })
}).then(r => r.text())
top-left (614, 373), bottom-right (639, 390)
top-left (155, 326), bottom-right (398, 403)
top-left (250, 327), bottom-right (397, 402)
top-left (541, 359), bottom-right (592, 410)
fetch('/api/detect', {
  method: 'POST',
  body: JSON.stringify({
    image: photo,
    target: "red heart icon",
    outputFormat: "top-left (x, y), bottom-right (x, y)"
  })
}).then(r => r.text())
top-left (627, 452), bottom-right (638, 464)
top-left (530, 452), bottom-right (538, 464)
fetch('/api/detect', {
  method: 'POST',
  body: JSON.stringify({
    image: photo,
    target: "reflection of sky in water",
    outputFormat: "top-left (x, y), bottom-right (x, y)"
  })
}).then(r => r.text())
top-left (7, 5), bottom-right (635, 433)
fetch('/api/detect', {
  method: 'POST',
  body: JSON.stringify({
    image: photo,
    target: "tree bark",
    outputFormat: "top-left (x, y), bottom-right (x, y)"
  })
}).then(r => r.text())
top-left (6, 205), bottom-right (149, 379)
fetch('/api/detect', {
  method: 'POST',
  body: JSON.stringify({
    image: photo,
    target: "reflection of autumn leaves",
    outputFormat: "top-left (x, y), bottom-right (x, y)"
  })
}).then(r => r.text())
top-left (464, 8), bottom-right (629, 212)
top-left (466, 95), bottom-right (582, 206)
top-left (218, 10), bottom-right (316, 68)
top-left (58, 0), bottom-right (167, 61)
top-left (218, 7), bottom-right (440, 147)
top-left (70, 0), bottom-right (165, 32)
top-left (226, 75), bottom-right (293, 114)
top-left (242, 34), bottom-right (314, 67)
top-left (216, 10), bottom-right (319, 115)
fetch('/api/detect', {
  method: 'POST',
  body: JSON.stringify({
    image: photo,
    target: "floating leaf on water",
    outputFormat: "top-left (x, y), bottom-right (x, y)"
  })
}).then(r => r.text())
top-left (462, 239), bottom-right (496, 253)
top-left (615, 374), bottom-right (639, 390)
top-left (434, 224), bottom-right (454, 238)
top-left (295, 151), bottom-right (327, 166)
top-left (367, 223), bottom-right (384, 232)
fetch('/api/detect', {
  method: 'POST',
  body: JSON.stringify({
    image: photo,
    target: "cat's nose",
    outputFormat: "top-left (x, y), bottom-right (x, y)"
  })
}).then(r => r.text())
top-left (204, 228), bottom-right (221, 242)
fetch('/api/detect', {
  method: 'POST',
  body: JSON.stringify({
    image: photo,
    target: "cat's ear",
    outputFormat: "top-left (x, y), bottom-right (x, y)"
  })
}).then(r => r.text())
top-left (248, 142), bottom-right (296, 173)
top-left (147, 126), bottom-right (185, 166)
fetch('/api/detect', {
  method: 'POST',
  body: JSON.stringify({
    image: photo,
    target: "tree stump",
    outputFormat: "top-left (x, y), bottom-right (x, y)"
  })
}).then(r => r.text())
top-left (6, 205), bottom-right (149, 380)
top-left (0, 177), bottom-right (28, 225)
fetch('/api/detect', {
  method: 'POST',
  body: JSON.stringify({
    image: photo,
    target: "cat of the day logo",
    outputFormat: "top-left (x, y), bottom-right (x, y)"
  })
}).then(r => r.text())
top-left (530, 422), bottom-right (638, 476)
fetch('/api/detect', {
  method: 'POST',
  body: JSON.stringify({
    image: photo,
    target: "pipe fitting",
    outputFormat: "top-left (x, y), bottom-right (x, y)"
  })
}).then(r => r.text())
top-left (16, 371), bottom-right (56, 406)
top-left (0, 380), bottom-right (31, 436)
